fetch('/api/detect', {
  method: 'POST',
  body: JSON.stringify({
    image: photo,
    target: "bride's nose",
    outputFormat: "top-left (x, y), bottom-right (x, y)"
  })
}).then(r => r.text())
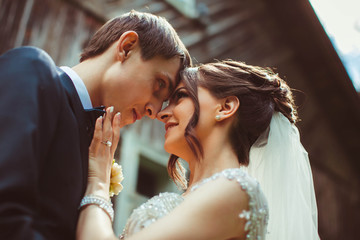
top-left (156, 107), bottom-right (172, 123)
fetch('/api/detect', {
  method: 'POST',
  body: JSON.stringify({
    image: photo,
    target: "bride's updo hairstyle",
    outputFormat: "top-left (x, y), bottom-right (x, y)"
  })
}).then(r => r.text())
top-left (168, 60), bottom-right (298, 189)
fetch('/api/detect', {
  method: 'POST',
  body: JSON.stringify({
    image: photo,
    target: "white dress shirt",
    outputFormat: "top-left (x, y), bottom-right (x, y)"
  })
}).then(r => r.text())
top-left (60, 66), bottom-right (93, 109)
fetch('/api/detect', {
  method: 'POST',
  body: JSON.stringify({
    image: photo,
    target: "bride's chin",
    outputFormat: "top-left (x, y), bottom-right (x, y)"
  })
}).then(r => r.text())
top-left (163, 143), bottom-right (173, 155)
top-left (163, 139), bottom-right (189, 158)
top-left (164, 143), bottom-right (180, 157)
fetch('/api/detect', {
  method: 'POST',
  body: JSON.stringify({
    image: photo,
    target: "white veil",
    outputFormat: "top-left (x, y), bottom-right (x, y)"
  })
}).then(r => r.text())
top-left (247, 112), bottom-right (319, 240)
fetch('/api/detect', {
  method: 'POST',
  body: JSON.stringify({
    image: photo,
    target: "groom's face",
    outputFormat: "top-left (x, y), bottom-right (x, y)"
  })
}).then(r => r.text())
top-left (102, 50), bottom-right (180, 127)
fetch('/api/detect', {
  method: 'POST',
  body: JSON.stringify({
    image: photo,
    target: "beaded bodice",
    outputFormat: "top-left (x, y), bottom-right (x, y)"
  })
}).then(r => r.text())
top-left (120, 168), bottom-right (268, 239)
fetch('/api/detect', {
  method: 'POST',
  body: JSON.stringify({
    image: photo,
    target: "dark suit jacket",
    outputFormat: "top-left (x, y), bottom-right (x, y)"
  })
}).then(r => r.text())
top-left (0, 47), bottom-right (91, 240)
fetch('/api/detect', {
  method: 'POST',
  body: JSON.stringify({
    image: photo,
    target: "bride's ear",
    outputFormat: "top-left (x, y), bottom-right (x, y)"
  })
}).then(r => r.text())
top-left (215, 96), bottom-right (240, 121)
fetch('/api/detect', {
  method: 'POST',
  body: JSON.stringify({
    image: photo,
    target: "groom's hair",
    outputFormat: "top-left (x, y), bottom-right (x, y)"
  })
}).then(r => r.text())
top-left (80, 10), bottom-right (191, 68)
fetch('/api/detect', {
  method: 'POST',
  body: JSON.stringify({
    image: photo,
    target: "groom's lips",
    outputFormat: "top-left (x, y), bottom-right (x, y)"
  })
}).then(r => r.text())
top-left (132, 109), bottom-right (141, 123)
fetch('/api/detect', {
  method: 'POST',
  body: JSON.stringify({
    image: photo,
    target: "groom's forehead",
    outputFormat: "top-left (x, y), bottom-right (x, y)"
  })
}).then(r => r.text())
top-left (168, 74), bottom-right (176, 94)
top-left (159, 56), bottom-right (182, 95)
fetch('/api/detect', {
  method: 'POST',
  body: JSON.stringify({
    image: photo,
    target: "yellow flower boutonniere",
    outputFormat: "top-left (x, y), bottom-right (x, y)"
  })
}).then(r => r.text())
top-left (109, 160), bottom-right (124, 197)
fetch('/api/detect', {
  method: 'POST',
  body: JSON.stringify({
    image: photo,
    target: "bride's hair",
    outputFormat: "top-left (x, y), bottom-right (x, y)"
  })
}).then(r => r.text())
top-left (168, 60), bottom-right (298, 189)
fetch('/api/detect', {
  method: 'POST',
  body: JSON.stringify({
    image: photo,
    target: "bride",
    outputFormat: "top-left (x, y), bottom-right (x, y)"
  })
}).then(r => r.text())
top-left (77, 60), bottom-right (319, 240)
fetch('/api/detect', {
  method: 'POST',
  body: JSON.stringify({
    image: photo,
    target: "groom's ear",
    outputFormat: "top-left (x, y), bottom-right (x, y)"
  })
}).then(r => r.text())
top-left (116, 31), bottom-right (139, 62)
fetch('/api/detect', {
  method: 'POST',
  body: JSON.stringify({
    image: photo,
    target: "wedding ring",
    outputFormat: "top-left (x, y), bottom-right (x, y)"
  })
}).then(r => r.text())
top-left (101, 140), bottom-right (112, 147)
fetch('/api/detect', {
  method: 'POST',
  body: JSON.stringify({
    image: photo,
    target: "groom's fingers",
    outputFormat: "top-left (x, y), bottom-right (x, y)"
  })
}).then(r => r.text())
top-left (111, 112), bottom-right (121, 155)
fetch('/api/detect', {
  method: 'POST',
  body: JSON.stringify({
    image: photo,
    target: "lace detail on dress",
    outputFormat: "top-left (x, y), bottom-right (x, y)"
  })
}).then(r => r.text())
top-left (190, 168), bottom-right (269, 240)
top-left (120, 168), bottom-right (268, 240)
top-left (119, 192), bottom-right (183, 239)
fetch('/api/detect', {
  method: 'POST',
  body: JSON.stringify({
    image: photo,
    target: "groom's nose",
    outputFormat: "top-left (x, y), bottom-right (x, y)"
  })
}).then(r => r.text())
top-left (145, 102), bottom-right (161, 119)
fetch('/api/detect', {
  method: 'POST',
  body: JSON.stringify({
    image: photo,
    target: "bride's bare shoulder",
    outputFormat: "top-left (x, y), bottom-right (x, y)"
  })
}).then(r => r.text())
top-left (187, 172), bottom-right (250, 208)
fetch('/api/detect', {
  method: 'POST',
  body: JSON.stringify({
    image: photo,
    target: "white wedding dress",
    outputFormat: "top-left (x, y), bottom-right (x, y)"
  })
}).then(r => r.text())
top-left (119, 168), bottom-right (269, 240)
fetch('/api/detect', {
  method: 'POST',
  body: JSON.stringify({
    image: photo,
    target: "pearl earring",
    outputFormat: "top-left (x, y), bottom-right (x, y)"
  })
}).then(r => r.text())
top-left (215, 115), bottom-right (221, 121)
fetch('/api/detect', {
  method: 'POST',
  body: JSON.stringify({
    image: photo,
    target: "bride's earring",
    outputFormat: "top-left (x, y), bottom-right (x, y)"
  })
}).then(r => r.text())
top-left (215, 115), bottom-right (221, 121)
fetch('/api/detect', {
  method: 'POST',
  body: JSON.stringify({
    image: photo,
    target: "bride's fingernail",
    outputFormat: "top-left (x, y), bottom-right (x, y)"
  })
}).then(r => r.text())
top-left (109, 106), bottom-right (114, 113)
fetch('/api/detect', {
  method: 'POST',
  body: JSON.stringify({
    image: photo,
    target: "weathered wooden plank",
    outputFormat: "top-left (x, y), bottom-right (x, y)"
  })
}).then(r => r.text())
top-left (0, 0), bottom-right (27, 53)
top-left (179, 9), bottom-right (254, 48)
top-left (0, 0), bottom-right (101, 64)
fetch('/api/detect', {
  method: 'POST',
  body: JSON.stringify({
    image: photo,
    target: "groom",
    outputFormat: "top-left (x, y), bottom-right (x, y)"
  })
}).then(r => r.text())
top-left (0, 11), bottom-right (190, 240)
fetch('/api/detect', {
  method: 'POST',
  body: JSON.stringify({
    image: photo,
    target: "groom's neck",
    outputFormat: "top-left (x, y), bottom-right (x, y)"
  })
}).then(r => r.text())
top-left (72, 57), bottom-right (108, 107)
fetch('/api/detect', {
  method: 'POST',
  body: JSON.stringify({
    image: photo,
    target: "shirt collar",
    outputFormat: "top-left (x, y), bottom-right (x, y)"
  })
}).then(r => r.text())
top-left (60, 66), bottom-right (93, 109)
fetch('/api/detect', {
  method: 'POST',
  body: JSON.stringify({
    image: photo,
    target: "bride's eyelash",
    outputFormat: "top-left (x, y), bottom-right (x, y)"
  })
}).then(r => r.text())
top-left (173, 88), bottom-right (188, 101)
top-left (168, 88), bottom-right (188, 104)
top-left (175, 90), bottom-right (188, 99)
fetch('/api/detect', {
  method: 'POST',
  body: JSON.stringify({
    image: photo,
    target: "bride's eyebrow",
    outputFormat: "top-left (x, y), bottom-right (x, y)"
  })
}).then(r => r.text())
top-left (169, 87), bottom-right (186, 101)
top-left (174, 87), bottom-right (186, 94)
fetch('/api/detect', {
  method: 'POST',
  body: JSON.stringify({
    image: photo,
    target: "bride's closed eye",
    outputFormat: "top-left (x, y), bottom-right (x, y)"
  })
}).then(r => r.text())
top-left (171, 88), bottom-right (189, 103)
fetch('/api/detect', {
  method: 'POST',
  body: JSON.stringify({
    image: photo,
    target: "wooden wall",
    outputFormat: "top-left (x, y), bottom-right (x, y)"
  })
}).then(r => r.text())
top-left (0, 0), bottom-right (101, 66)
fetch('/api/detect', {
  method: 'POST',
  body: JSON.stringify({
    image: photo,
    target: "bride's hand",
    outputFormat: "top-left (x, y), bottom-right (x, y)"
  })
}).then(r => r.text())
top-left (86, 106), bottom-right (121, 198)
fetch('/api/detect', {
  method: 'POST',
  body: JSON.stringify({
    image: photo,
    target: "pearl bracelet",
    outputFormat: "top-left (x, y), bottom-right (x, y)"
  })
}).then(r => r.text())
top-left (79, 195), bottom-right (114, 222)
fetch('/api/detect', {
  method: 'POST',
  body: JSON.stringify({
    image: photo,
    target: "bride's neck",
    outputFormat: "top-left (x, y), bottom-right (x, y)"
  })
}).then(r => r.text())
top-left (186, 138), bottom-right (240, 190)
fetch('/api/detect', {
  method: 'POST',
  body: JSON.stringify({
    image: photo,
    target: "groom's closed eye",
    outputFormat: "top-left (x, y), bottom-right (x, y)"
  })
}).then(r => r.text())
top-left (153, 80), bottom-right (165, 100)
top-left (156, 76), bottom-right (175, 104)
top-left (164, 73), bottom-right (175, 99)
top-left (157, 78), bottom-right (166, 90)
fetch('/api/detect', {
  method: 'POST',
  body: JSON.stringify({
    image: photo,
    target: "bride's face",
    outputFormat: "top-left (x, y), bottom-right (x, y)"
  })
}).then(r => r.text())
top-left (157, 83), bottom-right (220, 160)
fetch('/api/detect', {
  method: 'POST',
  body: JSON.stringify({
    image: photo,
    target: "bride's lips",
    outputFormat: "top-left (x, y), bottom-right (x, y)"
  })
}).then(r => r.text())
top-left (165, 122), bottom-right (178, 132)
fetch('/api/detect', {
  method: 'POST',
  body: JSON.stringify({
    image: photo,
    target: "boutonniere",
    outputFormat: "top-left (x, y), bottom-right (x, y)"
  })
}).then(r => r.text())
top-left (110, 160), bottom-right (124, 197)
